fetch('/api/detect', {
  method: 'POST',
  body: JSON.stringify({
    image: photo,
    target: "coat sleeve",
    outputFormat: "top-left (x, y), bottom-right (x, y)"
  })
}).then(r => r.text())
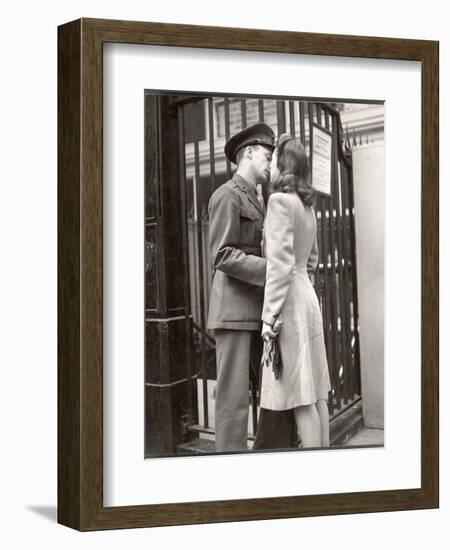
top-left (209, 186), bottom-right (266, 287)
top-left (262, 193), bottom-right (295, 326)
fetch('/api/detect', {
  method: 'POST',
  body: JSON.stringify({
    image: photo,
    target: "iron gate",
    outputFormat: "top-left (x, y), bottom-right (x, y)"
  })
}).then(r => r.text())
top-left (179, 96), bottom-right (361, 441)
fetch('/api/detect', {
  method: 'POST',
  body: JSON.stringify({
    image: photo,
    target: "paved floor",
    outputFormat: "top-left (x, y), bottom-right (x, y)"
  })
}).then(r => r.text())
top-left (344, 427), bottom-right (384, 446)
top-left (196, 381), bottom-right (384, 449)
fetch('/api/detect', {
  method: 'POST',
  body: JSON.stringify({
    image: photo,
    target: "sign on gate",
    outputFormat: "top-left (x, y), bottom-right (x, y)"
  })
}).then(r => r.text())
top-left (311, 123), bottom-right (333, 196)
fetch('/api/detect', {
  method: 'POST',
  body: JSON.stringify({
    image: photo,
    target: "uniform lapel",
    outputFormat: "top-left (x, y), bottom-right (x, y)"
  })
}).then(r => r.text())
top-left (233, 174), bottom-right (264, 215)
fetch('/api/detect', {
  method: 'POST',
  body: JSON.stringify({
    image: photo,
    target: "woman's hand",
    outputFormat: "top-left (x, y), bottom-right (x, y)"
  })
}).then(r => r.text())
top-left (273, 315), bottom-right (283, 335)
top-left (261, 322), bottom-right (276, 341)
top-left (261, 315), bottom-right (283, 341)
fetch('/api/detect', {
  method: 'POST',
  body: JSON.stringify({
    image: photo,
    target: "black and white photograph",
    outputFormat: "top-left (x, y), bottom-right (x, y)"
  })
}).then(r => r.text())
top-left (1, 0), bottom-right (444, 543)
top-left (144, 93), bottom-right (385, 458)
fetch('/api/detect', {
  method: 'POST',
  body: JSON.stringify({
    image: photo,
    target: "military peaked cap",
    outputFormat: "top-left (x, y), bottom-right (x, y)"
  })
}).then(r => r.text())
top-left (224, 122), bottom-right (275, 164)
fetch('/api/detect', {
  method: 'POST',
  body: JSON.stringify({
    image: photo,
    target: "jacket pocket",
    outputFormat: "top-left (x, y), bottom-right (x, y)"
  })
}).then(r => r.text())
top-left (240, 207), bottom-right (262, 245)
top-left (240, 206), bottom-right (260, 221)
top-left (222, 276), bottom-right (263, 322)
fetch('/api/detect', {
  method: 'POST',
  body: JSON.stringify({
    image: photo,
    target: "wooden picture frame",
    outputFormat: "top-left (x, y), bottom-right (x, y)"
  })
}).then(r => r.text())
top-left (58, 18), bottom-right (439, 531)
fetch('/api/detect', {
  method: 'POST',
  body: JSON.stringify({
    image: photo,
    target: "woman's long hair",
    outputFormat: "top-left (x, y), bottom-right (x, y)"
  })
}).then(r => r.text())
top-left (269, 134), bottom-right (314, 206)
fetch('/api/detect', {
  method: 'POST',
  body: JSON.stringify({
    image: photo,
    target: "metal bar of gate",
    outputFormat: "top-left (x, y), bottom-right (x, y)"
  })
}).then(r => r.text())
top-left (340, 163), bottom-right (354, 394)
top-left (310, 103), bottom-right (335, 414)
top-left (331, 114), bottom-right (352, 404)
top-left (277, 100), bottom-right (286, 135)
top-left (224, 98), bottom-right (232, 179)
top-left (258, 99), bottom-right (264, 122)
top-left (206, 98), bottom-right (216, 335)
top-left (316, 104), bottom-right (322, 126)
top-left (329, 108), bottom-right (344, 410)
top-left (178, 104), bottom-right (194, 425)
top-left (241, 99), bottom-right (247, 128)
top-left (345, 163), bottom-right (362, 397)
top-left (323, 107), bottom-right (341, 412)
top-left (340, 155), bottom-right (361, 398)
top-left (289, 101), bottom-right (296, 136)
top-left (299, 101), bottom-right (306, 144)
top-left (193, 101), bottom-right (209, 428)
top-left (208, 98), bottom-right (216, 196)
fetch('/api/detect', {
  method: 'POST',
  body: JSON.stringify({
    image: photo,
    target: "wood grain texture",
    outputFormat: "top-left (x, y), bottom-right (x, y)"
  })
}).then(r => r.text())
top-left (57, 18), bottom-right (439, 531)
top-left (79, 20), bottom-right (104, 529)
top-left (85, 17), bottom-right (435, 60)
top-left (57, 19), bottom-right (82, 530)
top-left (420, 40), bottom-right (439, 506)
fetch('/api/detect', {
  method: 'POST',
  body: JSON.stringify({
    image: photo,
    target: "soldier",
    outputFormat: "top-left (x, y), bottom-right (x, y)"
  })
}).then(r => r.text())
top-left (208, 123), bottom-right (275, 451)
top-left (207, 123), bottom-right (275, 452)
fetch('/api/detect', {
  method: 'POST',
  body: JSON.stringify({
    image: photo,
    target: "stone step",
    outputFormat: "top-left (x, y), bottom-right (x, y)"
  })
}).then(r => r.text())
top-left (177, 438), bottom-right (215, 454)
top-left (330, 400), bottom-right (364, 446)
top-left (187, 423), bottom-right (256, 440)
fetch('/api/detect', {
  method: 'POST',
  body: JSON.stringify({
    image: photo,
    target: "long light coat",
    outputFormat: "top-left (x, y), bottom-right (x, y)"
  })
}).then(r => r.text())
top-left (260, 192), bottom-right (331, 410)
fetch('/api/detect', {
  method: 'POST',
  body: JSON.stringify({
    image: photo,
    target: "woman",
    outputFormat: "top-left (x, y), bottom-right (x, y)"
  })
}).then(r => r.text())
top-left (259, 134), bottom-right (331, 447)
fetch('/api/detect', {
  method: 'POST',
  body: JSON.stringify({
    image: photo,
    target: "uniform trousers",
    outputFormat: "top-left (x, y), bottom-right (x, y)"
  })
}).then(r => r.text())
top-left (214, 330), bottom-right (253, 452)
top-left (214, 329), bottom-right (298, 452)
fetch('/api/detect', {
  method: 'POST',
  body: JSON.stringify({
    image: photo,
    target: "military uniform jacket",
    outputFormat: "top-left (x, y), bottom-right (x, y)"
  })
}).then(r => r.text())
top-left (207, 174), bottom-right (267, 331)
